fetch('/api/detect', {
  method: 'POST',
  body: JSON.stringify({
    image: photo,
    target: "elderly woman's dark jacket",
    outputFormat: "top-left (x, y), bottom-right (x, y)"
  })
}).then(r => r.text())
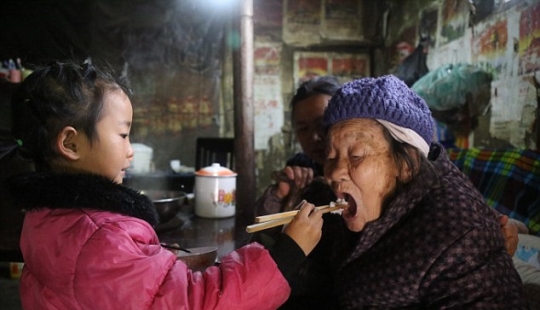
top-left (284, 144), bottom-right (529, 309)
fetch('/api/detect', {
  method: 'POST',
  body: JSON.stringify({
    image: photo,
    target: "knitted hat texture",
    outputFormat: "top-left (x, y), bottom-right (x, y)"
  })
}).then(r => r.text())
top-left (323, 75), bottom-right (433, 145)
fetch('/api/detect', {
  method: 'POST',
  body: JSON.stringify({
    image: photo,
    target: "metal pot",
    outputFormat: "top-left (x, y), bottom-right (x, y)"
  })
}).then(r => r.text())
top-left (194, 163), bottom-right (236, 218)
top-left (141, 190), bottom-right (186, 222)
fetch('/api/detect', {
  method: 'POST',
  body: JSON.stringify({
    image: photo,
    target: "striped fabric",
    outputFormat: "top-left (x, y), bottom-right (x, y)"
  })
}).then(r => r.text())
top-left (448, 148), bottom-right (540, 236)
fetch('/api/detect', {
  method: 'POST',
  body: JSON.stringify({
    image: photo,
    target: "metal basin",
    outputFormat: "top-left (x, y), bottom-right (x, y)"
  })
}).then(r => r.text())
top-left (141, 190), bottom-right (186, 223)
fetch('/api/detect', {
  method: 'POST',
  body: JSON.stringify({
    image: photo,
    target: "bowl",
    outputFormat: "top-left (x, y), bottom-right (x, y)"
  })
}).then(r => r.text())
top-left (176, 246), bottom-right (218, 272)
top-left (140, 190), bottom-right (186, 223)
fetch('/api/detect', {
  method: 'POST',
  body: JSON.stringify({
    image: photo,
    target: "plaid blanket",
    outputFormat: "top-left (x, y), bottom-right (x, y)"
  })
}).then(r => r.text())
top-left (448, 148), bottom-right (540, 236)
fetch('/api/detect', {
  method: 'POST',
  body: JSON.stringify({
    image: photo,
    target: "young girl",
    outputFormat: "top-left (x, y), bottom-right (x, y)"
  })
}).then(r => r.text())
top-left (6, 59), bottom-right (323, 309)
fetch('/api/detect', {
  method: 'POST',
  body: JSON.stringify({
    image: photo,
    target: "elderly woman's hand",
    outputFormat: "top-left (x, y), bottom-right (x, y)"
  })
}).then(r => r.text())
top-left (499, 215), bottom-right (519, 256)
top-left (283, 201), bottom-right (323, 256)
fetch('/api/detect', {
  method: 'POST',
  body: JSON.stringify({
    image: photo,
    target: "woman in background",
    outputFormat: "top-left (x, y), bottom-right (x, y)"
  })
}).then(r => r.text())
top-left (255, 76), bottom-right (341, 217)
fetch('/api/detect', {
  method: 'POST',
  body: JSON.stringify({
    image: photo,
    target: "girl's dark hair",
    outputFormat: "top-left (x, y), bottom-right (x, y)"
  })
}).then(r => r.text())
top-left (290, 76), bottom-right (341, 117)
top-left (10, 59), bottom-right (131, 171)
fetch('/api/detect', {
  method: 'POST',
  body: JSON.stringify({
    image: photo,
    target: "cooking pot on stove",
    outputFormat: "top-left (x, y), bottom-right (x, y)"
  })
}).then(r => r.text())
top-left (140, 190), bottom-right (186, 223)
top-left (194, 163), bottom-right (236, 218)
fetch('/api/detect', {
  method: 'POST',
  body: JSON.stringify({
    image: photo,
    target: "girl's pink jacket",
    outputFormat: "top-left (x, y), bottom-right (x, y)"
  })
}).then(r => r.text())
top-left (19, 209), bottom-right (290, 310)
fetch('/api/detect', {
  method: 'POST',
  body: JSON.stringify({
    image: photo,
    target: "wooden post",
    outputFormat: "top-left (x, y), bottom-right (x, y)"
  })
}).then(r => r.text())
top-left (535, 76), bottom-right (540, 150)
top-left (233, 0), bottom-right (255, 244)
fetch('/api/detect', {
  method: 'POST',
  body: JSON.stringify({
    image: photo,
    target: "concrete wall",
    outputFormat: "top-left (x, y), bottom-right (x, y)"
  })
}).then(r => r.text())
top-left (250, 0), bottom-right (539, 195)
top-left (383, 0), bottom-right (539, 149)
top-left (250, 0), bottom-right (386, 195)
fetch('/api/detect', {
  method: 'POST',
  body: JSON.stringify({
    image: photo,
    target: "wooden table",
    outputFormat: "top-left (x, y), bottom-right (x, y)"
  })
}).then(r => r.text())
top-left (125, 174), bottom-right (257, 261)
top-left (156, 208), bottom-right (252, 261)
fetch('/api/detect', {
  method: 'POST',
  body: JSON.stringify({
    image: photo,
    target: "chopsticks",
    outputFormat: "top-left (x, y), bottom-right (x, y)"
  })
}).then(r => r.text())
top-left (161, 243), bottom-right (191, 253)
top-left (246, 204), bottom-right (344, 233)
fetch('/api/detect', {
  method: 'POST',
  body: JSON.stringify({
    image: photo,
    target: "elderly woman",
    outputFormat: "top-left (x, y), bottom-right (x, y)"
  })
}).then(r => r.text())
top-left (290, 75), bottom-right (528, 309)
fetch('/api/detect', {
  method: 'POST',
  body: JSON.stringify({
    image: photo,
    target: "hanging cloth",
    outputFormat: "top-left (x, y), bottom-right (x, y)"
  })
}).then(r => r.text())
top-left (394, 39), bottom-right (429, 87)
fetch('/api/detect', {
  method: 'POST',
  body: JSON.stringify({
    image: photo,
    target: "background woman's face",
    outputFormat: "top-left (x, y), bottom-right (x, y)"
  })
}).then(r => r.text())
top-left (324, 119), bottom-right (400, 232)
top-left (292, 94), bottom-right (331, 165)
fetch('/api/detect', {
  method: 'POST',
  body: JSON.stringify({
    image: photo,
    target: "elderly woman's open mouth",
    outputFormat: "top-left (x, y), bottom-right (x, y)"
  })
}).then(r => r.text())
top-left (338, 193), bottom-right (357, 218)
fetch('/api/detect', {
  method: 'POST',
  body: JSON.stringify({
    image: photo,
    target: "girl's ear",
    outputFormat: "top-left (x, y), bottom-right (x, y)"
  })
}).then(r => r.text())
top-left (55, 126), bottom-right (80, 160)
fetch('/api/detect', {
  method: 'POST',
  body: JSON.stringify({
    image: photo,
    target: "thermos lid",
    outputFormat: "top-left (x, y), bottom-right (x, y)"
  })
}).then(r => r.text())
top-left (195, 163), bottom-right (237, 176)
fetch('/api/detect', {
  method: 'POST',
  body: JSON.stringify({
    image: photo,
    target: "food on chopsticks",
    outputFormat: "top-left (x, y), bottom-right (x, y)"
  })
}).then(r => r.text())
top-left (330, 198), bottom-right (348, 210)
top-left (246, 199), bottom-right (348, 233)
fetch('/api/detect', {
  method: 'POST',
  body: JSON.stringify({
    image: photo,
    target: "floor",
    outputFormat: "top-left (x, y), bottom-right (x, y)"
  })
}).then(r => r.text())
top-left (0, 264), bottom-right (22, 310)
top-left (0, 278), bottom-right (22, 309)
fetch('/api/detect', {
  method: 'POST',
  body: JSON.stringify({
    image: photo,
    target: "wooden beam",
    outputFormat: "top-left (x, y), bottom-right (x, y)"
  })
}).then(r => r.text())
top-left (233, 0), bottom-right (255, 237)
top-left (536, 75), bottom-right (540, 150)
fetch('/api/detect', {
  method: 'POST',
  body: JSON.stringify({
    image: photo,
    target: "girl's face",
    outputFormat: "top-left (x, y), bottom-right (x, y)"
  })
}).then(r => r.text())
top-left (74, 90), bottom-right (134, 183)
top-left (292, 94), bottom-right (330, 165)
top-left (324, 119), bottom-right (400, 232)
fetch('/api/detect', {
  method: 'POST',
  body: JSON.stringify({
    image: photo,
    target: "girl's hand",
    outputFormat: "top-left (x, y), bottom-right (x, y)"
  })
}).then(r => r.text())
top-left (283, 201), bottom-right (323, 256)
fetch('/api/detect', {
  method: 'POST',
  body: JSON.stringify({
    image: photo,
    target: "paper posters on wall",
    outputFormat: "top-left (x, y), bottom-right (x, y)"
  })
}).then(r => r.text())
top-left (293, 52), bottom-right (329, 84)
top-left (283, 0), bottom-right (322, 46)
top-left (293, 51), bottom-right (370, 86)
top-left (489, 77), bottom-right (537, 148)
top-left (471, 18), bottom-right (509, 70)
top-left (254, 42), bottom-right (281, 75)
top-left (440, 0), bottom-right (470, 44)
top-left (283, 0), bottom-right (366, 46)
top-left (518, 1), bottom-right (540, 75)
top-left (427, 30), bottom-right (472, 70)
top-left (321, 0), bottom-right (363, 41)
top-left (254, 42), bottom-right (284, 150)
top-left (330, 53), bottom-right (371, 83)
top-left (254, 75), bottom-right (283, 150)
top-left (254, 0), bottom-right (283, 41)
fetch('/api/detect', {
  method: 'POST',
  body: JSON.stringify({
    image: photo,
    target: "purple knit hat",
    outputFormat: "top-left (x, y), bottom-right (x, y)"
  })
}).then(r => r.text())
top-left (323, 75), bottom-right (433, 146)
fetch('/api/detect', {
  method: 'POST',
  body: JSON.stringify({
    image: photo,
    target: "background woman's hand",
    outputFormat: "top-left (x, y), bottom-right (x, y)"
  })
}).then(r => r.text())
top-left (283, 201), bottom-right (323, 256)
top-left (274, 166), bottom-right (314, 200)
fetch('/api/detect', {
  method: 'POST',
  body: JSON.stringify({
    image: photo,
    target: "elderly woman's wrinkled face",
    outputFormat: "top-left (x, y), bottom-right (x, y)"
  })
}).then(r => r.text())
top-left (324, 119), bottom-right (400, 232)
